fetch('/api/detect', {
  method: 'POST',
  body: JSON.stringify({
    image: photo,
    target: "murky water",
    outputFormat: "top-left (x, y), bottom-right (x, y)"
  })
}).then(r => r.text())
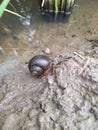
top-left (0, 0), bottom-right (98, 75)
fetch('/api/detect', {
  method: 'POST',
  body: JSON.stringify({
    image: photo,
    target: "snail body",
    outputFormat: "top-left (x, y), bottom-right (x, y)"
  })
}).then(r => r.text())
top-left (28, 55), bottom-right (52, 78)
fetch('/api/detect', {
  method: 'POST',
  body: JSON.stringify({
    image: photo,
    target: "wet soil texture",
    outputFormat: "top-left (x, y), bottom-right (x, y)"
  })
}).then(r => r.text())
top-left (0, 54), bottom-right (98, 130)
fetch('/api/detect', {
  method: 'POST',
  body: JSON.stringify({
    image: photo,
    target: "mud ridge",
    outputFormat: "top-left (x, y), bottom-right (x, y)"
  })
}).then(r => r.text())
top-left (0, 54), bottom-right (98, 130)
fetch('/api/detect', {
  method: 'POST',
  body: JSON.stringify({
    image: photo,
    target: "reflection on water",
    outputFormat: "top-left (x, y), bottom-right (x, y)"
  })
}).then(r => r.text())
top-left (20, 12), bottom-right (32, 26)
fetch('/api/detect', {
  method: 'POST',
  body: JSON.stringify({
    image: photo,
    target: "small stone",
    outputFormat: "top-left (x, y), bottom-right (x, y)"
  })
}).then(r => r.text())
top-left (71, 34), bottom-right (76, 37)
top-left (12, 35), bottom-right (19, 40)
top-left (42, 48), bottom-right (51, 55)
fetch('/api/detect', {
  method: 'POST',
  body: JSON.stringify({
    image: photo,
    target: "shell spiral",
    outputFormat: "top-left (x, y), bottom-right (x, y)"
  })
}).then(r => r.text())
top-left (28, 55), bottom-right (52, 77)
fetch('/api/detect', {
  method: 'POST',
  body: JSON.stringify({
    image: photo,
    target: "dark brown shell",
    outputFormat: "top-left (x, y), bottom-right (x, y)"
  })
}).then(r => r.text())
top-left (28, 55), bottom-right (52, 77)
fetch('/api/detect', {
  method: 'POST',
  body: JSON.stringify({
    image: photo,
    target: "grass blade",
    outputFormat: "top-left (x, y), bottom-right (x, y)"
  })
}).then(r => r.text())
top-left (4, 9), bottom-right (25, 19)
top-left (0, 0), bottom-right (11, 18)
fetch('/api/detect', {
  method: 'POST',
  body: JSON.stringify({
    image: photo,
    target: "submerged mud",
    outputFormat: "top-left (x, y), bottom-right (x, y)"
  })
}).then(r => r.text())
top-left (0, 54), bottom-right (98, 130)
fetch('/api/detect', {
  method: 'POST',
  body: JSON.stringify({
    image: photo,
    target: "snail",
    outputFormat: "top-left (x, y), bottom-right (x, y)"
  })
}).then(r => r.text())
top-left (28, 55), bottom-right (52, 78)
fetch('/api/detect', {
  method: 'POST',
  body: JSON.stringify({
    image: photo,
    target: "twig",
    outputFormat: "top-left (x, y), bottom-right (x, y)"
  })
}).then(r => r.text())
top-left (9, 2), bottom-right (17, 12)
top-left (80, 57), bottom-right (90, 74)
top-left (73, 52), bottom-right (85, 60)
top-left (91, 22), bottom-right (98, 35)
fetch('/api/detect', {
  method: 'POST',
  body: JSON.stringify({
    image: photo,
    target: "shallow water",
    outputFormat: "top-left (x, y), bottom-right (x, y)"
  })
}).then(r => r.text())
top-left (0, 0), bottom-right (98, 74)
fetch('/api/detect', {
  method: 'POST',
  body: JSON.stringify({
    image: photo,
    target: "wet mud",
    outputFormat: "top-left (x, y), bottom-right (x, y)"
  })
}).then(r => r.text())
top-left (0, 54), bottom-right (98, 130)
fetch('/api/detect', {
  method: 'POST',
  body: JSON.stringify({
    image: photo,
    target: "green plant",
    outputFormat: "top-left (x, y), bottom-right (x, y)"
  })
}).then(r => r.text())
top-left (0, 0), bottom-right (24, 18)
top-left (0, 0), bottom-right (10, 17)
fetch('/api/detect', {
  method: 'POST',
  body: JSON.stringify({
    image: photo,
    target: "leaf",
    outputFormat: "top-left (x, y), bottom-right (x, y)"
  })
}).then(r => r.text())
top-left (0, 0), bottom-right (11, 18)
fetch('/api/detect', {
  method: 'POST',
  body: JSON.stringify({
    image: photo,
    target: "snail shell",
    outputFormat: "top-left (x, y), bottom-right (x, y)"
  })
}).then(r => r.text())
top-left (28, 55), bottom-right (52, 77)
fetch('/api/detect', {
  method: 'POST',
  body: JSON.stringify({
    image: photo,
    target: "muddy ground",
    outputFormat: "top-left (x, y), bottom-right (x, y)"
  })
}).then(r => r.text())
top-left (0, 53), bottom-right (98, 130)
top-left (0, 0), bottom-right (98, 129)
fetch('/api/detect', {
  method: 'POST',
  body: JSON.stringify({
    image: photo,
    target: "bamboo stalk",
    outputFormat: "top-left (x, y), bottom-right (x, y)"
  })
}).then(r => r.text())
top-left (44, 0), bottom-right (49, 10)
top-left (41, 0), bottom-right (45, 7)
top-left (66, 0), bottom-right (71, 12)
top-left (55, 0), bottom-right (59, 13)
top-left (61, 0), bottom-right (66, 12)
top-left (49, 0), bottom-right (53, 11)
top-left (70, 0), bottom-right (75, 7)
top-left (66, 0), bottom-right (74, 13)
